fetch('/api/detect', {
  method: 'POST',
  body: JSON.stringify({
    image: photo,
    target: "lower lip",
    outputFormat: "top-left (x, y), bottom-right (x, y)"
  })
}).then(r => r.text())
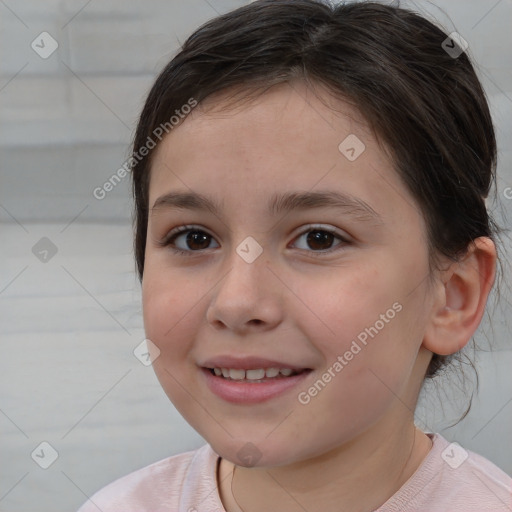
top-left (201, 368), bottom-right (311, 404)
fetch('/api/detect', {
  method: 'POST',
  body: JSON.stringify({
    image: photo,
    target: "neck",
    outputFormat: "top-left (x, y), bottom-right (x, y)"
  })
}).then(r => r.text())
top-left (218, 420), bottom-right (433, 512)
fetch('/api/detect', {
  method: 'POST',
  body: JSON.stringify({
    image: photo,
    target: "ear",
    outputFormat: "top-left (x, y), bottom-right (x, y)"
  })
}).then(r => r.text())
top-left (422, 237), bottom-right (497, 356)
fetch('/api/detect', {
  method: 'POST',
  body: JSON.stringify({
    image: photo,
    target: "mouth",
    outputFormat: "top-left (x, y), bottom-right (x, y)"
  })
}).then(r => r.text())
top-left (206, 367), bottom-right (308, 382)
top-left (200, 359), bottom-right (313, 404)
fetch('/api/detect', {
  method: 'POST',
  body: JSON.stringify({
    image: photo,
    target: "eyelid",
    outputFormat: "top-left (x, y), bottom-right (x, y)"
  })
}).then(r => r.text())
top-left (290, 224), bottom-right (351, 255)
top-left (291, 223), bottom-right (351, 242)
top-left (159, 224), bottom-right (208, 244)
top-left (158, 224), bottom-right (219, 251)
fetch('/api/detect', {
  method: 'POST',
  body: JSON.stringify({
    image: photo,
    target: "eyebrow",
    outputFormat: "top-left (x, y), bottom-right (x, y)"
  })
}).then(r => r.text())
top-left (151, 190), bottom-right (382, 224)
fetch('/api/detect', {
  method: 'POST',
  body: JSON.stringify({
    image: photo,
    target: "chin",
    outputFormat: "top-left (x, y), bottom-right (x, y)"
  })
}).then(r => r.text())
top-left (204, 433), bottom-right (315, 469)
top-left (214, 440), bottom-right (289, 468)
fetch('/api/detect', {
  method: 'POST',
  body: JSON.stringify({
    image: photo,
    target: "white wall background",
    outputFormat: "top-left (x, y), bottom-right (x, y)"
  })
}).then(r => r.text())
top-left (0, 1), bottom-right (511, 511)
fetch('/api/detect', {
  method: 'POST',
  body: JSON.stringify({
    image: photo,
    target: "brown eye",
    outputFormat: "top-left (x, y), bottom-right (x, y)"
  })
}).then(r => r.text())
top-left (305, 230), bottom-right (336, 250)
top-left (292, 226), bottom-right (349, 254)
top-left (162, 226), bottom-right (219, 253)
top-left (183, 230), bottom-right (212, 250)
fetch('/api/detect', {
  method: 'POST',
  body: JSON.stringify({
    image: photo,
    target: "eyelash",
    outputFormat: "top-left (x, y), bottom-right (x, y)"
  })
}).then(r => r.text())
top-left (159, 224), bottom-right (350, 257)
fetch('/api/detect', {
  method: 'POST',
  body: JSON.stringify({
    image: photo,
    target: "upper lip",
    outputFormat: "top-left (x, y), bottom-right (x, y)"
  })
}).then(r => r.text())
top-left (200, 355), bottom-right (309, 370)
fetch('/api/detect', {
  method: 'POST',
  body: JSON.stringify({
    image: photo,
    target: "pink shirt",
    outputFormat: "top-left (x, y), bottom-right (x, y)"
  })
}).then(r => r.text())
top-left (77, 433), bottom-right (512, 511)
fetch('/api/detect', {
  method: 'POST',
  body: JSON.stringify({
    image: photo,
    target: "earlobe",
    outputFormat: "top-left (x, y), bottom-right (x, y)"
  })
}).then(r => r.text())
top-left (422, 237), bottom-right (496, 356)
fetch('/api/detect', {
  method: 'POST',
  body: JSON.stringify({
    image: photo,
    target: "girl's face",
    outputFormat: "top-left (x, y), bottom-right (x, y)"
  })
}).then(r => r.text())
top-left (142, 82), bottom-right (438, 467)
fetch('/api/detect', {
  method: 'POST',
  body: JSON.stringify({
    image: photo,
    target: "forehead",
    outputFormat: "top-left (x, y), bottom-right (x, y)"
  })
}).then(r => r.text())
top-left (177, 81), bottom-right (373, 148)
top-left (148, 81), bottom-right (421, 227)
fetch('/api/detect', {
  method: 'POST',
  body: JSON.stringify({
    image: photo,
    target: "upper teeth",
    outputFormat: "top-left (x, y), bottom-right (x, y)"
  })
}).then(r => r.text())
top-left (213, 368), bottom-right (295, 380)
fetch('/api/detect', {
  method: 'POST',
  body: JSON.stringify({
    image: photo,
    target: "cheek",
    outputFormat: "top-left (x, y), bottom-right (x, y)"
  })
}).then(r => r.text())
top-left (293, 258), bottom-right (425, 393)
top-left (291, 260), bottom-right (397, 348)
top-left (142, 269), bottom-right (205, 414)
top-left (142, 265), bottom-right (199, 361)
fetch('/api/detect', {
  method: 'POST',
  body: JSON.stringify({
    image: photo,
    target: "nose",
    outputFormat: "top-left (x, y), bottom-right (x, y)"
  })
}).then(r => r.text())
top-left (206, 248), bottom-right (284, 334)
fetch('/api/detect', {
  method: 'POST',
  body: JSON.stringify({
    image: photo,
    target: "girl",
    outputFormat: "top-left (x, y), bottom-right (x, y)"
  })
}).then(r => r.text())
top-left (78, 1), bottom-right (511, 510)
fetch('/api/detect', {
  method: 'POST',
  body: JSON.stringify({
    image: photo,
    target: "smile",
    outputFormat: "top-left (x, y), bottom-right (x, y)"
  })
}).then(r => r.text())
top-left (201, 366), bottom-right (312, 404)
top-left (209, 367), bottom-right (303, 381)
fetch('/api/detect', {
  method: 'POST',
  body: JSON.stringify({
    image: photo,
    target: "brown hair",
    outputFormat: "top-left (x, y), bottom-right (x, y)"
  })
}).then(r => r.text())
top-left (131, 0), bottom-right (501, 379)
